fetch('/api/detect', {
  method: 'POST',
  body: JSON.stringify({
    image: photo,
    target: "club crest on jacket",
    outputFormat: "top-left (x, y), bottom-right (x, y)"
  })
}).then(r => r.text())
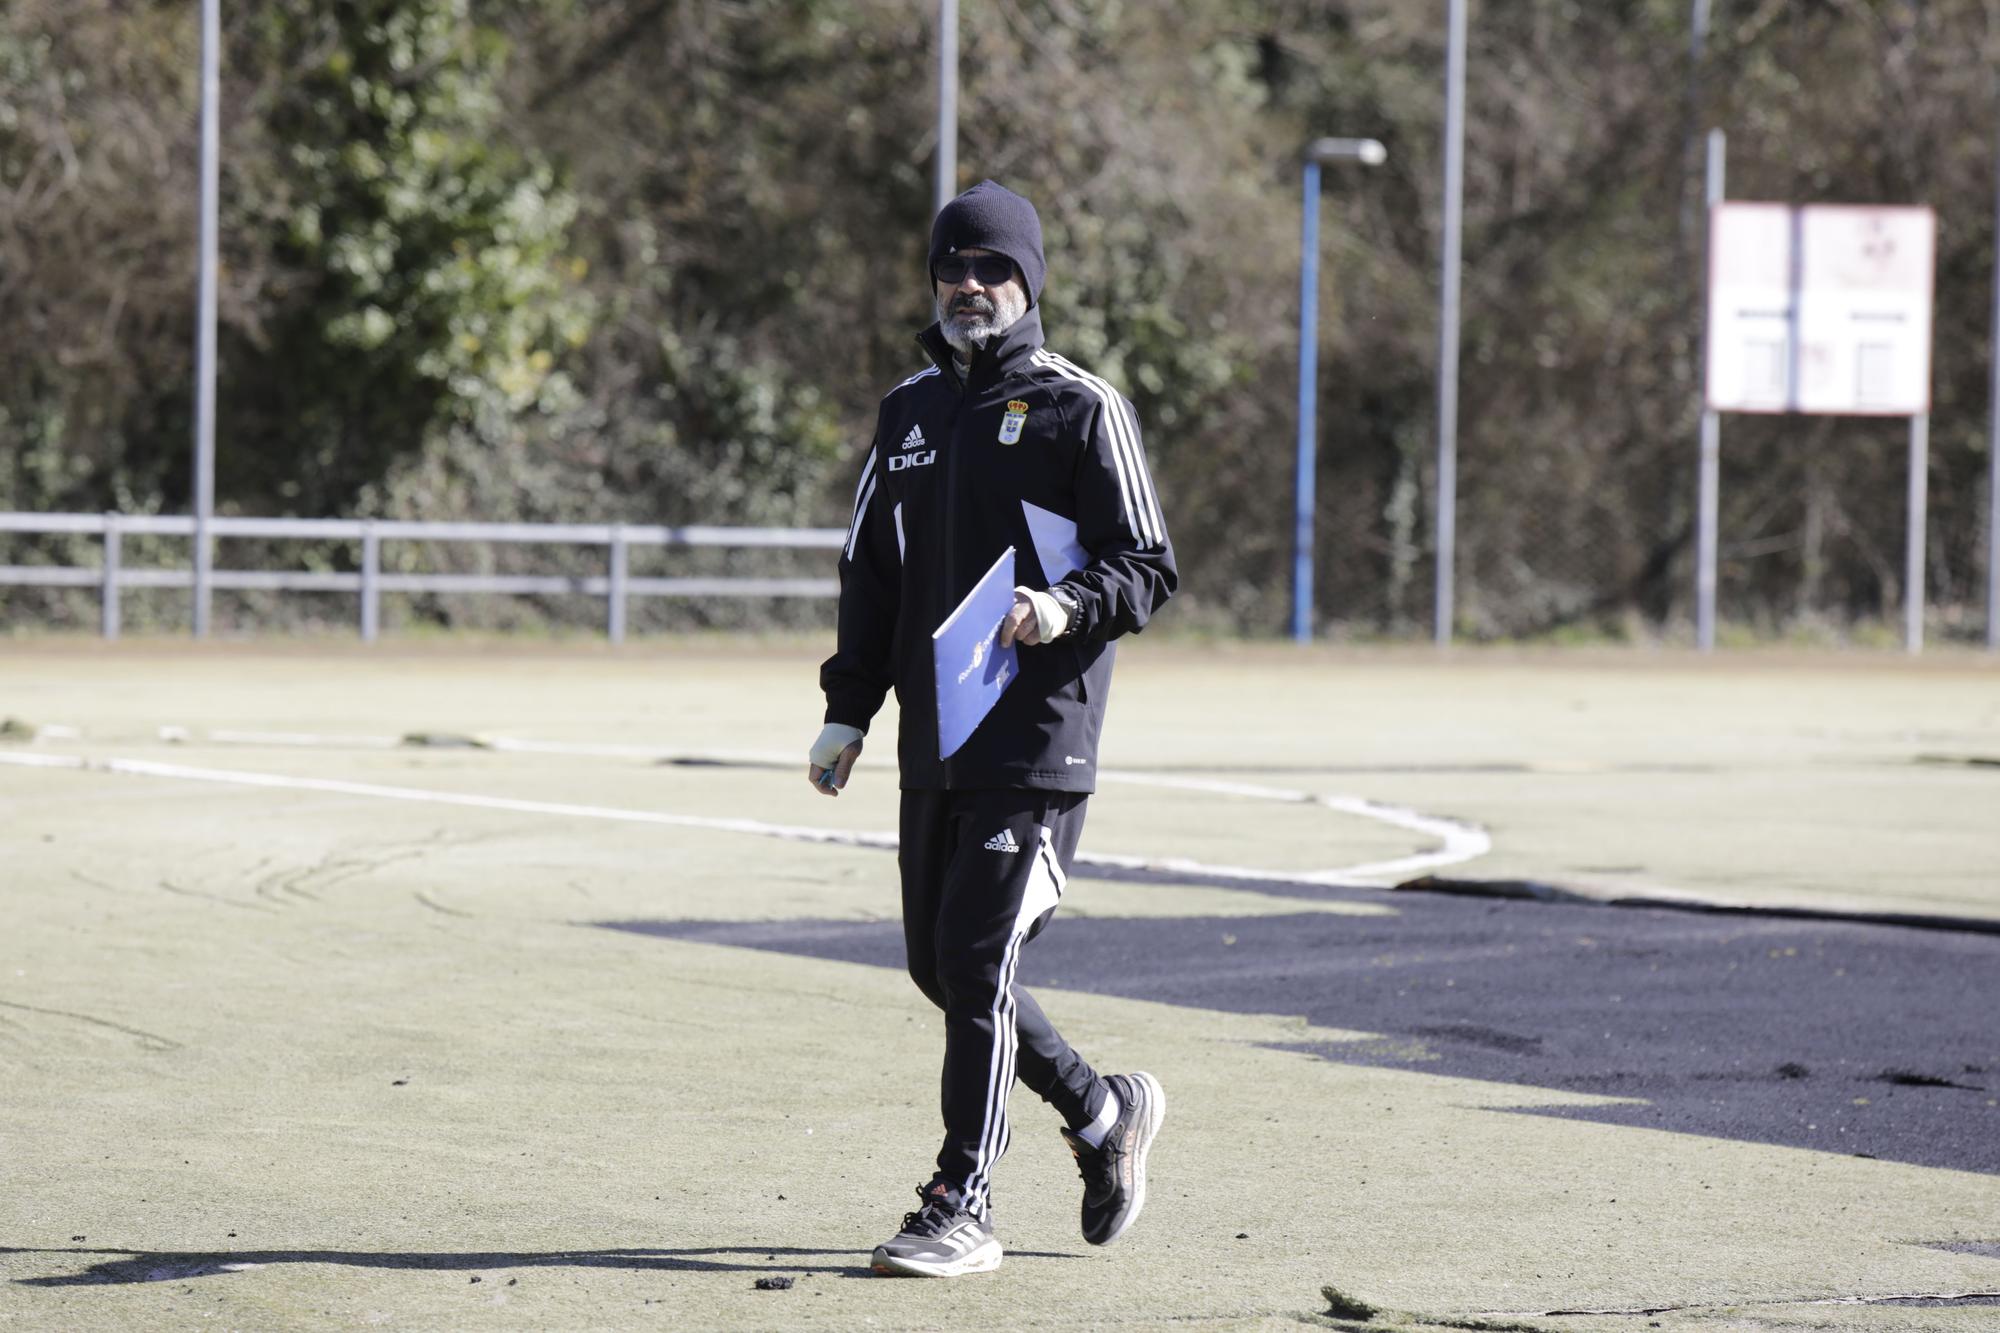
top-left (998, 400), bottom-right (1030, 445)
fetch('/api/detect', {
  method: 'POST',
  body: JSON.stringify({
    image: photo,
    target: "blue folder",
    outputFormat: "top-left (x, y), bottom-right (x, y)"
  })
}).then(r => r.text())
top-left (932, 546), bottom-right (1019, 759)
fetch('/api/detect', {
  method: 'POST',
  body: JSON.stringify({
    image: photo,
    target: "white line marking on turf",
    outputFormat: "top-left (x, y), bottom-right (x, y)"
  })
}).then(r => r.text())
top-left (0, 752), bottom-right (899, 852)
top-left (1, 734), bottom-right (1491, 886)
top-left (207, 729), bottom-right (402, 748)
top-left (1095, 772), bottom-right (1489, 881)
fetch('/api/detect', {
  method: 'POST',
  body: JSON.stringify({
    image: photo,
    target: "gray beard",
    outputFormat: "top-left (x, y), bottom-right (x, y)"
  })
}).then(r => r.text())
top-left (937, 288), bottom-right (1027, 357)
top-left (940, 321), bottom-right (990, 357)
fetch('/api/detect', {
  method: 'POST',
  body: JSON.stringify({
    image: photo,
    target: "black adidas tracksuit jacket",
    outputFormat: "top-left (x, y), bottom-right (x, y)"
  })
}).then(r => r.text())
top-left (820, 309), bottom-right (1177, 790)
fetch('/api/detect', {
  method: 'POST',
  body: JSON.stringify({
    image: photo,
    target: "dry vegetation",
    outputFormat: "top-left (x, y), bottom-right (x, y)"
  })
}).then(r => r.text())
top-left (3, 0), bottom-right (1996, 640)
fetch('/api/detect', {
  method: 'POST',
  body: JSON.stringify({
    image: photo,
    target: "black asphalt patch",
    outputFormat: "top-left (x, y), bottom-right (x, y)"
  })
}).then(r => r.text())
top-left (1925, 1240), bottom-right (2000, 1259)
top-left (605, 890), bottom-right (2000, 1176)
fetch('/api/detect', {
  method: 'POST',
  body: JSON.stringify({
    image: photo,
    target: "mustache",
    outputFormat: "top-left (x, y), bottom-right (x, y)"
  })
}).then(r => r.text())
top-left (948, 294), bottom-right (996, 317)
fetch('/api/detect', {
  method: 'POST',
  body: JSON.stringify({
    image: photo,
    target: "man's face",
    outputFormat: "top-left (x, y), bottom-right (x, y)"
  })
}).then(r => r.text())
top-left (934, 247), bottom-right (1029, 353)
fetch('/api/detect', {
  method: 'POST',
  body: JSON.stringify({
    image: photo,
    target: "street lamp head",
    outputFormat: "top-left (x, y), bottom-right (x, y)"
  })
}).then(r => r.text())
top-left (1305, 137), bottom-right (1387, 167)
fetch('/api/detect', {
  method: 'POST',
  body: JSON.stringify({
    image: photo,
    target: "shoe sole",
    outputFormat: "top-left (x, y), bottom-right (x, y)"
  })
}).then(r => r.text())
top-left (870, 1237), bottom-right (1003, 1278)
top-left (1093, 1070), bottom-right (1166, 1247)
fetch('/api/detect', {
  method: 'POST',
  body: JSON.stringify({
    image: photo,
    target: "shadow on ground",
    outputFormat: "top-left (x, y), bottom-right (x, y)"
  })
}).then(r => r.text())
top-left (4, 1242), bottom-right (1087, 1287)
top-left (2, 1244), bottom-right (893, 1286)
top-left (609, 892), bottom-right (2000, 1177)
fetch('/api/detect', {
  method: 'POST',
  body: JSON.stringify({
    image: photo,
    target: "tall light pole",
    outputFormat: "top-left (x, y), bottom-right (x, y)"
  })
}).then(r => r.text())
top-left (192, 0), bottom-right (221, 637)
top-left (1682, 0), bottom-right (1711, 256)
top-left (1433, 0), bottom-right (1467, 647)
top-left (934, 0), bottom-right (958, 215)
top-left (1294, 137), bottom-right (1387, 643)
top-left (1988, 123), bottom-right (2000, 651)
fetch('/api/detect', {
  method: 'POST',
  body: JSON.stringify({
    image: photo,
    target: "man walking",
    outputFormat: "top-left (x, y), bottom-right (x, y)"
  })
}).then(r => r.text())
top-left (807, 180), bottom-right (1177, 1278)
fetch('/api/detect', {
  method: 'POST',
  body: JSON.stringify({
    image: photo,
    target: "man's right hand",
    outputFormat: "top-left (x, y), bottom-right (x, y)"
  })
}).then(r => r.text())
top-left (808, 723), bottom-right (865, 796)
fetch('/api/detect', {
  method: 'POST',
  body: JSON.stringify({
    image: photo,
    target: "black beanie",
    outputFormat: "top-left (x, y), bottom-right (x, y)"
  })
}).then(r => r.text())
top-left (928, 179), bottom-right (1047, 307)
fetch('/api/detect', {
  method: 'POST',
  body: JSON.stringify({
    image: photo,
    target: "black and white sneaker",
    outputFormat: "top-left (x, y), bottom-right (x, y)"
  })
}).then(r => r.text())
top-left (869, 1181), bottom-right (1003, 1278)
top-left (1061, 1071), bottom-right (1165, 1246)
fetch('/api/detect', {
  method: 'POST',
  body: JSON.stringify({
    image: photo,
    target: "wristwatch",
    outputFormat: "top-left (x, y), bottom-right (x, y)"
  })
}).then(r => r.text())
top-left (1047, 585), bottom-right (1083, 640)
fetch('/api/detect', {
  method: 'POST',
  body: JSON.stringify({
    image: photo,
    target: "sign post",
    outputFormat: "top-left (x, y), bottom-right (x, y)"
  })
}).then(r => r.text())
top-left (1704, 199), bottom-right (1936, 651)
top-left (1907, 413), bottom-right (1929, 653)
top-left (1696, 130), bottom-right (1725, 652)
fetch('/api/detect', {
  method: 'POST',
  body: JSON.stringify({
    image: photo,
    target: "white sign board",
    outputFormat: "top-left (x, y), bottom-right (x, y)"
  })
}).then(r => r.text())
top-left (1706, 203), bottom-right (1935, 415)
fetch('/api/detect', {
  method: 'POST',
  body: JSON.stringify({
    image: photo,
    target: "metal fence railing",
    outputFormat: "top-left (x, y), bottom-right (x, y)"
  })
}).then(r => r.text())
top-left (0, 513), bottom-right (846, 641)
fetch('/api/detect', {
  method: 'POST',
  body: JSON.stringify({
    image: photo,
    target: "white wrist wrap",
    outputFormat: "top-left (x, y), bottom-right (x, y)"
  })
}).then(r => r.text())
top-left (810, 723), bottom-right (865, 769)
top-left (1014, 586), bottom-right (1069, 643)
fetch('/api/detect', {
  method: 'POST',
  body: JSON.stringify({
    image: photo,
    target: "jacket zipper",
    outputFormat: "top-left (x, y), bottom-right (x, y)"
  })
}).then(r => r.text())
top-left (915, 316), bottom-right (1038, 788)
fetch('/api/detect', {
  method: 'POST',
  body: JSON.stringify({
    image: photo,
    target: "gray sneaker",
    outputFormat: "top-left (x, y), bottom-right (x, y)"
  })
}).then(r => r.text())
top-left (870, 1182), bottom-right (1003, 1278)
top-left (1060, 1071), bottom-right (1165, 1246)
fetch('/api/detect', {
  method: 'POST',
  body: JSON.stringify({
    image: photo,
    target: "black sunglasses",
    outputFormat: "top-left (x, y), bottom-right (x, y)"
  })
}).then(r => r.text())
top-left (933, 254), bottom-right (1016, 287)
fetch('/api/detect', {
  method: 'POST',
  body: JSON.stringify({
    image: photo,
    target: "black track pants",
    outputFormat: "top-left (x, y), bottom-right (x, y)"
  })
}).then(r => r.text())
top-left (899, 788), bottom-right (1108, 1219)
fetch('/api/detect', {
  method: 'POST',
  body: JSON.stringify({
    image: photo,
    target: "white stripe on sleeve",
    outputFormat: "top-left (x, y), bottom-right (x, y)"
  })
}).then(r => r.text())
top-left (1045, 351), bottom-right (1165, 544)
top-left (844, 470), bottom-right (877, 561)
top-left (1031, 351), bottom-right (1163, 547)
